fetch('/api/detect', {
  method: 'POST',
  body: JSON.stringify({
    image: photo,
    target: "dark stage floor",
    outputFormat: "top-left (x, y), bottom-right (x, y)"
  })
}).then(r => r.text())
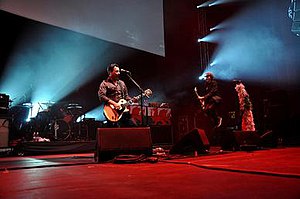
top-left (1, 147), bottom-right (300, 198)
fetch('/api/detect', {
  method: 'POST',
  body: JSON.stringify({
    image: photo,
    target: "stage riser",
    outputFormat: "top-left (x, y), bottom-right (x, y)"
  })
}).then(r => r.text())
top-left (20, 141), bottom-right (96, 155)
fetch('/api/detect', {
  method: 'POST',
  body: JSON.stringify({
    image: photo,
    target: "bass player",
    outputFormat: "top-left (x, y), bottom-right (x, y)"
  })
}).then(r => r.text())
top-left (195, 72), bottom-right (222, 128)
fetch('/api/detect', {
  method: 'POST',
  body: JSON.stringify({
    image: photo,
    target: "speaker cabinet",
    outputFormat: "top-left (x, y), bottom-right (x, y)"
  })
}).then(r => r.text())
top-left (234, 131), bottom-right (261, 151)
top-left (0, 118), bottom-right (9, 147)
top-left (221, 130), bottom-right (261, 151)
top-left (169, 128), bottom-right (210, 154)
top-left (95, 127), bottom-right (152, 162)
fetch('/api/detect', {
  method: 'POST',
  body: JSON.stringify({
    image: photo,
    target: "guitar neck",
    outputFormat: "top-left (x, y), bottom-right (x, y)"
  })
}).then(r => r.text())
top-left (194, 87), bottom-right (200, 98)
top-left (123, 89), bottom-right (152, 106)
top-left (129, 93), bottom-right (145, 103)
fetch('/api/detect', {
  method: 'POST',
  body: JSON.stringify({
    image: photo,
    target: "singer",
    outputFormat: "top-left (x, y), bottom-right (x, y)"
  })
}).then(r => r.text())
top-left (98, 63), bottom-right (137, 127)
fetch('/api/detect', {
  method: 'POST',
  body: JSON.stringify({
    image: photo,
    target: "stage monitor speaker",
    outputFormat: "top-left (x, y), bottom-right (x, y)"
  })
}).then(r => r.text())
top-left (169, 128), bottom-right (210, 154)
top-left (221, 130), bottom-right (261, 151)
top-left (0, 118), bottom-right (9, 147)
top-left (234, 131), bottom-right (261, 149)
top-left (260, 130), bottom-right (277, 148)
top-left (94, 127), bottom-right (152, 163)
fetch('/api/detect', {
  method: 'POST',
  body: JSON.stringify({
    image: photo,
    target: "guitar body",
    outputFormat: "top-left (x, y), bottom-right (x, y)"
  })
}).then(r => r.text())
top-left (103, 99), bottom-right (129, 122)
top-left (100, 89), bottom-right (153, 122)
top-left (198, 99), bottom-right (205, 110)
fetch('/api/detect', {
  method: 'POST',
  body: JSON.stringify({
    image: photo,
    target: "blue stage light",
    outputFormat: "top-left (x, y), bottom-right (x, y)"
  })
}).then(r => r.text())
top-left (0, 25), bottom-right (113, 114)
top-left (81, 107), bottom-right (102, 121)
top-left (198, 0), bottom-right (300, 85)
top-left (197, 32), bottom-right (220, 43)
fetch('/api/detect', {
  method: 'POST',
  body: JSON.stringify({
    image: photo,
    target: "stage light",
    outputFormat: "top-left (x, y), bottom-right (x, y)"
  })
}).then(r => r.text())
top-left (81, 106), bottom-right (103, 121)
top-left (197, 0), bottom-right (216, 8)
top-left (201, 0), bottom-right (300, 85)
top-left (197, 32), bottom-right (220, 43)
top-left (210, 0), bottom-right (247, 6)
top-left (196, 3), bottom-right (207, 8)
top-left (209, 0), bottom-right (219, 6)
top-left (198, 74), bottom-right (205, 80)
top-left (210, 61), bottom-right (217, 66)
top-left (209, 23), bottom-right (228, 32)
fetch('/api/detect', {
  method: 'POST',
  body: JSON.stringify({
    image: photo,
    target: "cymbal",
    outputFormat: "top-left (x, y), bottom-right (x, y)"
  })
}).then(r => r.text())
top-left (66, 103), bottom-right (81, 106)
top-left (41, 102), bottom-right (55, 105)
top-left (66, 103), bottom-right (82, 109)
top-left (67, 105), bottom-right (83, 109)
top-left (21, 103), bottom-right (33, 108)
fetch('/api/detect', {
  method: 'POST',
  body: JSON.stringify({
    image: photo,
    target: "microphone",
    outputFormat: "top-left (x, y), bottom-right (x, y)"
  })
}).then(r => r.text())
top-left (120, 69), bottom-right (131, 74)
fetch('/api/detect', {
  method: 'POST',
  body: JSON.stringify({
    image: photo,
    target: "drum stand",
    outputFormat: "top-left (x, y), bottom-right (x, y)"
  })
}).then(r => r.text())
top-left (50, 119), bottom-right (71, 141)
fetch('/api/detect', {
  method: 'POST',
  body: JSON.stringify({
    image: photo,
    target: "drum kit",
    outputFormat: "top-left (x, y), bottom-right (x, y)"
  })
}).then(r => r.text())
top-left (19, 102), bottom-right (85, 141)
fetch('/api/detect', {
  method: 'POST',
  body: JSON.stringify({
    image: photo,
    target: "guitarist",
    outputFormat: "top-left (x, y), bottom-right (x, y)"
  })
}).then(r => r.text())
top-left (98, 63), bottom-right (137, 127)
top-left (197, 72), bottom-right (222, 128)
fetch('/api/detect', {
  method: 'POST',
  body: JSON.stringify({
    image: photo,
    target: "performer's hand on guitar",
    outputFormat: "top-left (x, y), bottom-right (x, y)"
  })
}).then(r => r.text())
top-left (109, 100), bottom-right (122, 110)
top-left (131, 96), bottom-right (139, 103)
top-left (198, 96), bottom-right (205, 100)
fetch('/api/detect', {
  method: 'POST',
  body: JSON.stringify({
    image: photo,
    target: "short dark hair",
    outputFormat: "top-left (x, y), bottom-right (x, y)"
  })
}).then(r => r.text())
top-left (205, 72), bottom-right (214, 79)
top-left (107, 63), bottom-right (119, 74)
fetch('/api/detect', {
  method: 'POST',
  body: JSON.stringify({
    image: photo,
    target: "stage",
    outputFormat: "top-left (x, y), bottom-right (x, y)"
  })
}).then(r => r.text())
top-left (1, 1), bottom-right (300, 198)
top-left (1, 147), bottom-right (300, 198)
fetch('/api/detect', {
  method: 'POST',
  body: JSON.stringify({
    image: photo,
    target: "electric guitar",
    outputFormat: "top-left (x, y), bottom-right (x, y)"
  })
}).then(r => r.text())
top-left (101, 89), bottom-right (152, 122)
top-left (194, 87), bottom-right (205, 110)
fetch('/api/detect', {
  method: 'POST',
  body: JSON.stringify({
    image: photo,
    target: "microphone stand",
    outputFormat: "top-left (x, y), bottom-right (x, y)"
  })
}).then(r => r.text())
top-left (125, 73), bottom-right (147, 126)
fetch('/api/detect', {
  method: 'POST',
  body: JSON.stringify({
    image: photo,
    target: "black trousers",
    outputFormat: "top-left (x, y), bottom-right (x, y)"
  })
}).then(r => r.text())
top-left (205, 102), bottom-right (220, 126)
